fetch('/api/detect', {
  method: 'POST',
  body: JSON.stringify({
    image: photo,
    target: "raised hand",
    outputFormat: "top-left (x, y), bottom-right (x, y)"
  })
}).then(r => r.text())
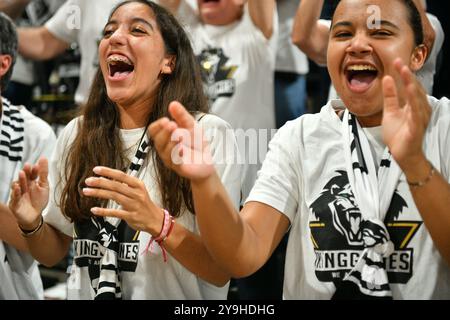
top-left (149, 101), bottom-right (215, 181)
top-left (83, 166), bottom-right (162, 235)
top-left (9, 157), bottom-right (50, 230)
top-left (381, 58), bottom-right (431, 170)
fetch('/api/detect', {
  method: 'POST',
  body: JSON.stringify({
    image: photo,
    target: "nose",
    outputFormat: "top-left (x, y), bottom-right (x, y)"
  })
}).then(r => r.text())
top-left (345, 31), bottom-right (372, 56)
top-left (109, 27), bottom-right (127, 46)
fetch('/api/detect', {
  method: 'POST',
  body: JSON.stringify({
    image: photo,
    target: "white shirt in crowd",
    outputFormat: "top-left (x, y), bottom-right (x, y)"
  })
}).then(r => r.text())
top-left (246, 96), bottom-right (450, 299)
top-left (43, 113), bottom-right (241, 300)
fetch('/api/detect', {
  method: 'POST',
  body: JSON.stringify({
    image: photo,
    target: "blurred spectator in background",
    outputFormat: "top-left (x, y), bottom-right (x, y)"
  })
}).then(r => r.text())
top-left (1, 0), bottom-right (65, 107)
top-left (274, 0), bottom-right (309, 128)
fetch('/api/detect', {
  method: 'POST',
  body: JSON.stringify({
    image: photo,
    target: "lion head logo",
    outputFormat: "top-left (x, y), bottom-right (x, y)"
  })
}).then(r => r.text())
top-left (310, 171), bottom-right (407, 249)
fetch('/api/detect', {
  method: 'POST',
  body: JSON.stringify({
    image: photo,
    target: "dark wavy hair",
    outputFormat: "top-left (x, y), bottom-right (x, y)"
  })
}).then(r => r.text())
top-left (402, 0), bottom-right (424, 46)
top-left (0, 12), bottom-right (18, 90)
top-left (60, 0), bottom-right (208, 222)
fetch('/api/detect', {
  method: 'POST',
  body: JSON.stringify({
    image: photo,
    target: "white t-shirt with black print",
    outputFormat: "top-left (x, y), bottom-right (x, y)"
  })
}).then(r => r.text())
top-left (246, 96), bottom-right (450, 299)
top-left (0, 98), bottom-right (56, 300)
top-left (43, 113), bottom-right (241, 300)
top-left (45, 0), bottom-right (122, 104)
top-left (178, 1), bottom-right (278, 202)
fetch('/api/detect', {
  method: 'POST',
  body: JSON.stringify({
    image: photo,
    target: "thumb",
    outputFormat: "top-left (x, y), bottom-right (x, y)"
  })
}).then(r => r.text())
top-left (168, 101), bottom-right (196, 130)
top-left (37, 157), bottom-right (49, 188)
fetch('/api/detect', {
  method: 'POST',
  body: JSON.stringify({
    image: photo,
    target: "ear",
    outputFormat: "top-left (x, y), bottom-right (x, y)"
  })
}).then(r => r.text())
top-left (409, 44), bottom-right (427, 72)
top-left (0, 54), bottom-right (12, 79)
top-left (161, 55), bottom-right (176, 75)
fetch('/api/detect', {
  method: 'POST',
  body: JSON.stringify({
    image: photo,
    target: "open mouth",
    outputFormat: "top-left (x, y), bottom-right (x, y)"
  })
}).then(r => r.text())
top-left (107, 55), bottom-right (135, 81)
top-left (345, 64), bottom-right (378, 93)
top-left (201, 0), bottom-right (220, 6)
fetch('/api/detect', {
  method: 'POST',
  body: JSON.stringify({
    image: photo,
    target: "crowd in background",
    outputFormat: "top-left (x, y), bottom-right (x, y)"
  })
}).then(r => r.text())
top-left (0, 0), bottom-right (449, 300)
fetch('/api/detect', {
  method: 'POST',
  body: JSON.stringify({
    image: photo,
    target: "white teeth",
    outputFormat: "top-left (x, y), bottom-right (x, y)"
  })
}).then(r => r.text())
top-left (107, 55), bottom-right (133, 65)
top-left (347, 65), bottom-right (377, 71)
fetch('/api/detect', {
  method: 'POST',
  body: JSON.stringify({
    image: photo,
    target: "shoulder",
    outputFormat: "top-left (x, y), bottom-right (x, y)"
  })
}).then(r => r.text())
top-left (196, 113), bottom-right (233, 131)
top-left (278, 101), bottom-right (339, 137)
top-left (428, 96), bottom-right (450, 120)
top-left (57, 116), bottom-right (82, 143)
top-left (19, 106), bottom-right (55, 139)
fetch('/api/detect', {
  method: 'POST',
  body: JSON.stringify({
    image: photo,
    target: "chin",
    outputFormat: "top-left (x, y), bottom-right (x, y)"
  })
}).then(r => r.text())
top-left (106, 91), bottom-right (130, 105)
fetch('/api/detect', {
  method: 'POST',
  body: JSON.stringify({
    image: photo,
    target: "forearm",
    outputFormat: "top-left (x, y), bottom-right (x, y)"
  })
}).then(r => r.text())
top-left (191, 172), bottom-right (265, 278)
top-left (0, 0), bottom-right (29, 19)
top-left (163, 223), bottom-right (231, 287)
top-left (24, 222), bottom-right (72, 267)
top-left (18, 27), bottom-right (69, 60)
top-left (156, 0), bottom-right (181, 15)
top-left (0, 203), bottom-right (28, 252)
top-left (248, 0), bottom-right (275, 39)
top-left (291, 0), bottom-right (328, 65)
top-left (403, 156), bottom-right (450, 265)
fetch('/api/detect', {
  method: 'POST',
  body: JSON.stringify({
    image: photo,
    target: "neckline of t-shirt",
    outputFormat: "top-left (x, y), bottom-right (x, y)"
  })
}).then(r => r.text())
top-left (362, 125), bottom-right (384, 149)
top-left (120, 127), bottom-right (146, 144)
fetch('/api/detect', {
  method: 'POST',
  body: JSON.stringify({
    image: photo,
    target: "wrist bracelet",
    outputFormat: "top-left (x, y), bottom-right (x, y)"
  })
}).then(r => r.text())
top-left (19, 216), bottom-right (44, 238)
top-left (407, 162), bottom-right (435, 188)
top-left (141, 209), bottom-right (175, 262)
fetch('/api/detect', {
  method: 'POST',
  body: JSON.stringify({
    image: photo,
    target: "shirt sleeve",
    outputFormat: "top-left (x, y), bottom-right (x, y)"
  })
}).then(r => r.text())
top-left (245, 121), bottom-right (301, 224)
top-left (42, 118), bottom-right (79, 237)
top-left (44, 0), bottom-right (80, 44)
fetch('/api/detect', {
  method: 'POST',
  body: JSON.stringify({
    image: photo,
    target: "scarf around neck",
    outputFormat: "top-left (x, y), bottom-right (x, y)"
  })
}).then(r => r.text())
top-left (332, 109), bottom-right (401, 299)
top-left (94, 131), bottom-right (150, 300)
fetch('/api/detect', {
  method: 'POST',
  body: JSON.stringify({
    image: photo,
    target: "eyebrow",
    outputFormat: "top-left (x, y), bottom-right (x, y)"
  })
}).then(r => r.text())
top-left (331, 20), bottom-right (400, 31)
top-left (331, 21), bottom-right (352, 30)
top-left (104, 17), bottom-right (155, 31)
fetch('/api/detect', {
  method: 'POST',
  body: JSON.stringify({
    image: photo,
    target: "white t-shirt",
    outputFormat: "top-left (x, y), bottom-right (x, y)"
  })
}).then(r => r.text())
top-left (246, 96), bottom-right (450, 299)
top-left (45, 0), bottom-right (122, 104)
top-left (43, 113), bottom-right (241, 300)
top-left (0, 98), bottom-right (56, 300)
top-left (275, 0), bottom-right (309, 75)
top-left (179, 2), bottom-right (278, 201)
top-left (327, 13), bottom-right (444, 100)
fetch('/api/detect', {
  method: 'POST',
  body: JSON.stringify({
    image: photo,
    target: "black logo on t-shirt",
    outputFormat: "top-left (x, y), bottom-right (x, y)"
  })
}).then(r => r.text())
top-left (197, 48), bottom-right (238, 104)
top-left (309, 171), bottom-right (421, 284)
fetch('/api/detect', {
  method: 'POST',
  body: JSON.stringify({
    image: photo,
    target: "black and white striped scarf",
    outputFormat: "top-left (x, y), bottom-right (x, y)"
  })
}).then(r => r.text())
top-left (333, 110), bottom-right (400, 299)
top-left (94, 132), bottom-right (150, 300)
top-left (0, 98), bottom-right (24, 202)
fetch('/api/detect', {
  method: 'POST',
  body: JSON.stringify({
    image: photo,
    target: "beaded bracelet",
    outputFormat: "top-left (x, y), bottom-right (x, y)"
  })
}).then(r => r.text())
top-left (407, 162), bottom-right (435, 189)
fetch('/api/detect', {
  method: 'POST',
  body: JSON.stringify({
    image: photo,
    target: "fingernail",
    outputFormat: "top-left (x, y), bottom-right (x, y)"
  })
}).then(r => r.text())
top-left (91, 207), bottom-right (99, 214)
top-left (82, 188), bottom-right (91, 194)
top-left (93, 167), bottom-right (101, 174)
top-left (85, 178), bottom-right (95, 185)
